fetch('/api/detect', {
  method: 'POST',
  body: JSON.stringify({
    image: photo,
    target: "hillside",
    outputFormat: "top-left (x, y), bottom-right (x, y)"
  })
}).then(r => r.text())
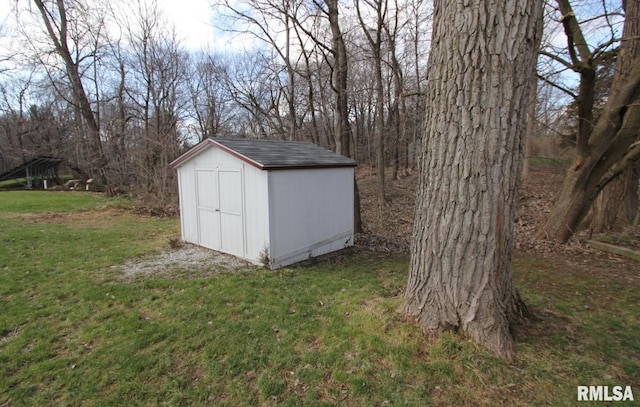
top-left (356, 164), bottom-right (639, 260)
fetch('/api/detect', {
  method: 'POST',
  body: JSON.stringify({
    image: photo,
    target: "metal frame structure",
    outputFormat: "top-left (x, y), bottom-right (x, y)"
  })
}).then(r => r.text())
top-left (0, 156), bottom-right (64, 189)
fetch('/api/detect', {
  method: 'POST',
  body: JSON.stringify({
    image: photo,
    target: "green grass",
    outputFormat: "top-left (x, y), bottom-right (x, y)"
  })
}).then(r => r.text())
top-left (0, 190), bottom-right (128, 213)
top-left (1, 191), bottom-right (639, 406)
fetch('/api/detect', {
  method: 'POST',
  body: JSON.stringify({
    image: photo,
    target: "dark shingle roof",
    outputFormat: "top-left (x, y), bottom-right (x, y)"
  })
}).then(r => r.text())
top-left (171, 138), bottom-right (356, 170)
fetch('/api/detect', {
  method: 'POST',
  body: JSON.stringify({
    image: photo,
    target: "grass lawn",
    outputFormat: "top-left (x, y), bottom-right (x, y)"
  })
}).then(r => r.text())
top-left (1, 191), bottom-right (638, 406)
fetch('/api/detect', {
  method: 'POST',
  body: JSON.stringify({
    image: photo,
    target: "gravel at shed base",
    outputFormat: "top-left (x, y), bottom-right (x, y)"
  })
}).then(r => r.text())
top-left (116, 244), bottom-right (252, 277)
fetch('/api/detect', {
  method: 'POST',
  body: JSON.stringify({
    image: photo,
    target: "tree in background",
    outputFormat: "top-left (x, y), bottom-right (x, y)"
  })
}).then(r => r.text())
top-left (118, 0), bottom-right (189, 203)
top-left (406, 0), bottom-right (543, 361)
top-left (356, 0), bottom-right (388, 207)
top-left (539, 0), bottom-right (640, 242)
top-left (29, 0), bottom-right (108, 183)
top-left (188, 52), bottom-right (235, 141)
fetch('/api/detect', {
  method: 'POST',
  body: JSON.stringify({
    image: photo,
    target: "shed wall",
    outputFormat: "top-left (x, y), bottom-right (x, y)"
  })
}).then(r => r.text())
top-left (178, 163), bottom-right (198, 244)
top-left (268, 167), bottom-right (354, 268)
top-left (242, 164), bottom-right (270, 265)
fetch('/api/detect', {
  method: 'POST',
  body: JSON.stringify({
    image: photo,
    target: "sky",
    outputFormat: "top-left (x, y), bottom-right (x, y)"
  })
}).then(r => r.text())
top-left (0, 0), bottom-right (221, 52)
top-left (155, 0), bottom-right (219, 50)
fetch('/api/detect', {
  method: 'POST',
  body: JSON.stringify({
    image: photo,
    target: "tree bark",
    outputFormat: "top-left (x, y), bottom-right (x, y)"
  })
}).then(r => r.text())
top-left (406, 0), bottom-right (542, 362)
top-left (540, 0), bottom-right (640, 242)
top-left (591, 165), bottom-right (639, 232)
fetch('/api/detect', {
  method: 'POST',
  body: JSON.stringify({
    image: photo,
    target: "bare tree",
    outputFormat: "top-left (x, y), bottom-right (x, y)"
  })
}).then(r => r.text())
top-left (356, 0), bottom-right (388, 207)
top-left (116, 0), bottom-right (189, 203)
top-left (218, 50), bottom-right (291, 139)
top-left (100, 34), bottom-right (132, 190)
top-left (406, 0), bottom-right (543, 362)
top-left (0, 15), bottom-right (20, 76)
top-left (188, 52), bottom-right (235, 140)
top-left (320, 0), bottom-right (352, 158)
top-left (0, 72), bottom-right (36, 167)
top-left (539, 0), bottom-right (640, 242)
top-left (404, 0), bottom-right (430, 167)
top-left (213, 0), bottom-right (304, 141)
top-left (29, 0), bottom-right (109, 182)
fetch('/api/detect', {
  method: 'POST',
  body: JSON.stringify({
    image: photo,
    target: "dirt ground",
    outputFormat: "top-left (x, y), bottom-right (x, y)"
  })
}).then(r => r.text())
top-left (355, 164), bottom-right (640, 264)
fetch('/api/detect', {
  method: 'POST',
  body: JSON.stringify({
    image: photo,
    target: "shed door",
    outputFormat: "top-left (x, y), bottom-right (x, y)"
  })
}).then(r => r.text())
top-left (196, 170), bottom-right (221, 250)
top-left (218, 169), bottom-right (244, 257)
top-left (195, 168), bottom-right (244, 258)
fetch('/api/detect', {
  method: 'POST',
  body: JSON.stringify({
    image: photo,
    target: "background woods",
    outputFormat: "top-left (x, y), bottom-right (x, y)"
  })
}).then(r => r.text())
top-left (0, 0), bottom-right (637, 237)
top-left (0, 0), bottom-right (431, 206)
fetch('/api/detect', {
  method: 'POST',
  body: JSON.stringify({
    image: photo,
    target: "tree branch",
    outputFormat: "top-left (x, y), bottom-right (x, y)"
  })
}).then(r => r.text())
top-left (592, 37), bottom-right (620, 61)
top-left (537, 73), bottom-right (577, 98)
top-left (597, 136), bottom-right (640, 190)
top-left (556, 0), bottom-right (593, 68)
top-left (539, 50), bottom-right (574, 70)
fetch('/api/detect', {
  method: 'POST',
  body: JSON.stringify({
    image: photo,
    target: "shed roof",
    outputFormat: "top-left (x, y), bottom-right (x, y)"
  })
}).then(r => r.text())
top-left (170, 138), bottom-right (357, 170)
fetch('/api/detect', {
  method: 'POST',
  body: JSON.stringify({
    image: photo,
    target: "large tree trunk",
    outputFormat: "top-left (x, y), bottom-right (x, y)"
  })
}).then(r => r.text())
top-left (406, 0), bottom-right (542, 362)
top-left (540, 0), bottom-right (640, 242)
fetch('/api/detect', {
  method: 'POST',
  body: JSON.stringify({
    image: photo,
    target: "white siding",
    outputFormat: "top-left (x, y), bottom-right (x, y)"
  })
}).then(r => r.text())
top-left (268, 168), bottom-right (354, 268)
top-left (178, 164), bottom-right (198, 244)
top-left (242, 164), bottom-right (270, 265)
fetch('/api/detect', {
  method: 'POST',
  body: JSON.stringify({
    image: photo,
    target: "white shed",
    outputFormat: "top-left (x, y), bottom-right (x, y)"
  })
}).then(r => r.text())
top-left (170, 138), bottom-right (357, 269)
